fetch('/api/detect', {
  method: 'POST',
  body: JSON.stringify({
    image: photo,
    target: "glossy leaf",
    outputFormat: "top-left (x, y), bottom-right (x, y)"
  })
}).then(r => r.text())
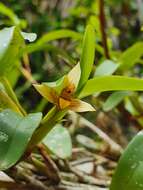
top-left (110, 131), bottom-right (143, 190)
top-left (26, 29), bottom-right (82, 53)
top-left (0, 27), bottom-right (37, 76)
top-left (78, 25), bottom-right (96, 89)
top-left (119, 42), bottom-right (143, 71)
top-left (0, 26), bottom-right (24, 75)
top-left (43, 124), bottom-right (72, 159)
top-left (93, 60), bottom-right (119, 97)
top-left (94, 60), bottom-right (119, 76)
top-left (79, 76), bottom-right (143, 98)
top-left (103, 91), bottom-right (129, 111)
top-left (0, 109), bottom-right (42, 170)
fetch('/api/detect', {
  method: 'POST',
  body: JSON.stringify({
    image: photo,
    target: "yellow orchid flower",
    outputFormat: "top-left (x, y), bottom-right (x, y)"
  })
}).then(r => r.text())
top-left (34, 63), bottom-right (95, 112)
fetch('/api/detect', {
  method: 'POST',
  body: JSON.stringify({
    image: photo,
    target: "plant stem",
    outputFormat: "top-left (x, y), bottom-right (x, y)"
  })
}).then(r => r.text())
top-left (99, 0), bottom-right (110, 59)
top-left (28, 106), bottom-right (67, 150)
top-left (38, 144), bottom-right (61, 183)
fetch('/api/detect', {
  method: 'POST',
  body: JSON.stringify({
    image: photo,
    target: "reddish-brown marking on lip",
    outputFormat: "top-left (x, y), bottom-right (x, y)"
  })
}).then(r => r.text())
top-left (61, 83), bottom-right (75, 100)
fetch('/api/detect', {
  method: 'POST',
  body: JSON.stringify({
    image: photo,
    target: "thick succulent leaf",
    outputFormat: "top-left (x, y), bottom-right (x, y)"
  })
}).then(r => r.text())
top-left (79, 76), bottom-right (143, 98)
top-left (26, 29), bottom-right (82, 53)
top-left (43, 124), bottom-right (72, 159)
top-left (0, 26), bottom-right (24, 75)
top-left (78, 25), bottom-right (96, 89)
top-left (119, 42), bottom-right (143, 71)
top-left (110, 131), bottom-right (143, 190)
top-left (0, 27), bottom-right (36, 76)
top-left (93, 60), bottom-right (119, 98)
top-left (94, 60), bottom-right (119, 76)
top-left (0, 109), bottom-right (42, 170)
top-left (103, 91), bottom-right (129, 111)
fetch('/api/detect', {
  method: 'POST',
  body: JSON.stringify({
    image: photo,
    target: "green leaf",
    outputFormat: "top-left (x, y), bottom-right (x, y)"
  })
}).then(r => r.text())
top-left (0, 3), bottom-right (20, 25)
top-left (0, 26), bottom-right (24, 76)
top-left (78, 25), bottom-right (96, 89)
top-left (103, 91), bottom-right (129, 111)
top-left (0, 27), bottom-right (36, 76)
top-left (94, 60), bottom-right (119, 76)
top-left (79, 76), bottom-right (143, 98)
top-left (0, 77), bottom-right (26, 116)
top-left (6, 65), bottom-right (20, 87)
top-left (0, 3), bottom-right (27, 28)
top-left (0, 109), bottom-right (42, 170)
top-left (119, 42), bottom-right (143, 71)
top-left (124, 97), bottom-right (139, 116)
top-left (93, 60), bottom-right (119, 97)
top-left (124, 97), bottom-right (143, 127)
top-left (0, 86), bottom-right (22, 114)
top-left (26, 29), bottom-right (82, 53)
top-left (26, 44), bottom-right (75, 65)
top-left (43, 124), bottom-right (72, 159)
top-left (110, 131), bottom-right (143, 190)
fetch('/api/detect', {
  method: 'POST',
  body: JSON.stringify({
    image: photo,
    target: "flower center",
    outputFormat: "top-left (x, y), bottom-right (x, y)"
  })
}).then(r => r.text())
top-left (58, 83), bottom-right (75, 109)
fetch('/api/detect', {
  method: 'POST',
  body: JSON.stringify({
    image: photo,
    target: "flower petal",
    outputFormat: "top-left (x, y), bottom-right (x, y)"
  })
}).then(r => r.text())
top-left (68, 63), bottom-right (81, 90)
top-left (59, 98), bottom-right (71, 109)
top-left (70, 99), bottom-right (95, 112)
top-left (43, 76), bottom-right (69, 95)
top-left (33, 84), bottom-right (57, 103)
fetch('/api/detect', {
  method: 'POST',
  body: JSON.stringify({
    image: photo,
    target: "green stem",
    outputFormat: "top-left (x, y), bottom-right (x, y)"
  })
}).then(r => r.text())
top-left (28, 106), bottom-right (67, 150)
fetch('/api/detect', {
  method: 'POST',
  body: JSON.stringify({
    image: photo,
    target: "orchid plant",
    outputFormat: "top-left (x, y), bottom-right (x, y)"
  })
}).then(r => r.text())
top-left (1, 3), bottom-right (143, 189)
top-left (1, 24), bottom-right (143, 172)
